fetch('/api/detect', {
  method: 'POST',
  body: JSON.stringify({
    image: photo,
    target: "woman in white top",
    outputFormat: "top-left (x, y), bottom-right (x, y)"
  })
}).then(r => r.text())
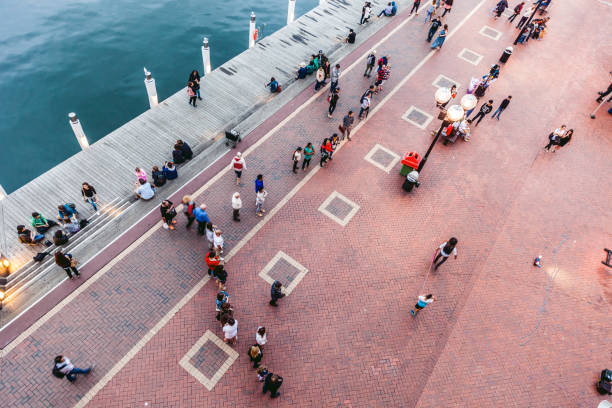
top-left (223, 318), bottom-right (238, 345)
top-left (256, 187), bottom-right (268, 217)
top-left (256, 326), bottom-right (267, 349)
top-left (433, 237), bottom-right (458, 270)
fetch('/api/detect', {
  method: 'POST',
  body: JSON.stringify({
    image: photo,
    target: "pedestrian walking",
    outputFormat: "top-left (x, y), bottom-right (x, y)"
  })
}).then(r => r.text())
top-left (516, 4), bottom-right (535, 28)
top-left (262, 373), bottom-right (283, 398)
top-left (292, 147), bottom-right (302, 173)
top-left (256, 366), bottom-right (269, 382)
top-left (53, 356), bottom-right (93, 383)
top-left (216, 290), bottom-right (229, 311)
top-left (374, 64), bottom-right (390, 92)
top-left (328, 88), bottom-right (340, 118)
top-left (248, 344), bottom-right (263, 368)
top-left (255, 174), bottom-right (264, 193)
top-left (441, 0), bottom-right (452, 16)
top-left (30, 212), bottom-right (58, 234)
top-left (494, 0), bottom-right (508, 17)
top-left (231, 152), bottom-right (246, 186)
top-left (187, 81), bottom-right (197, 107)
top-left (223, 317), bottom-right (238, 345)
top-left (176, 139), bottom-right (193, 160)
top-left (269, 280), bottom-right (285, 306)
top-left (206, 251), bottom-right (220, 277)
top-left (339, 111), bottom-right (355, 141)
top-left (182, 196), bottom-right (196, 228)
top-left (360, 2), bottom-right (372, 24)
top-left (256, 187), bottom-right (268, 217)
top-left (330, 64), bottom-right (341, 94)
top-left (232, 192), bottom-right (242, 221)
top-left (160, 200), bottom-right (177, 230)
top-left (410, 294), bottom-right (436, 316)
top-left (467, 100), bottom-right (493, 126)
top-left (213, 228), bottom-right (224, 256)
top-left (213, 264), bottom-right (228, 291)
top-left (189, 70), bottom-right (202, 100)
top-left (544, 125), bottom-right (567, 152)
top-left (359, 95), bottom-right (371, 119)
top-left (507, 2), bottom-right (524, 22)
top-left (320, 138), bottom-right (330, 167)
top-left (410, 0), bottom-right (421, 15)
top-left (553, 129), bottom-right (573, 152)
top-left (194, 204), bottom-right (211, 235)
top-left (430, 24), bottom-right (448, 50)
top-left (433, 237), bottom-right (458, 270)
top-left (218, 302), bottom-right (233, 325)
top-left (424, 0), bottom-right (436, 22)
top-left (491, 96), bottom-right (511, 120)
top-left (302, 143), bottom-right (314, 170)
top-left (364, 51), bottom-right (377, 77)
top-left (329, 133), bottom-right (339, 159)
top-left (54, 250), bottom-right (80, 279)
top-left (426, 16), bottom-right (442, 42)
top-left (205, 222), bottom-right (215, 249)
top-left (596, 81), bottom-right (612, 103)
top-left (256, 326), bottom-right (267, 348)
top-left (81, 182), bottom-right (99, 215)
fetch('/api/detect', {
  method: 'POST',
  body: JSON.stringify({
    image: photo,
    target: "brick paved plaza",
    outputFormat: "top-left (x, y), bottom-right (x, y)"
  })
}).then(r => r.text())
top-left (1, 0), bottom-right (611, 406)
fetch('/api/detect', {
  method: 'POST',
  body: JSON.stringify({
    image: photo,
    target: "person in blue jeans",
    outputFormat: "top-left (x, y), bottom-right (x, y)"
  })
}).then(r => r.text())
top-left (81, 182), bottom-right (99, 215)
top-left (54, 355), bottom-right (93, 383)
top-left (491, 96), bottom-right (511, 120)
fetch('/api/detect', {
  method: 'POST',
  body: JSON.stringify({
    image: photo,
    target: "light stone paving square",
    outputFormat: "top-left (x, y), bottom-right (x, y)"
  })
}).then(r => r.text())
top-left (318, 191), bottom-right (361, 227)
top-left (432, 74), bottom-right (460, 90)
top-left (179, 330), bottom-right (239, 391)
top-left (479, 25), bottom-right (502, 40)
top-left (364, 144), bottom-right (401, 173)
top-left (258, 251), bottom-right (308, 296)
top-left (457, 48), bottom-right (484, 66)
top-left (402, 106), bottom-right (434, 130)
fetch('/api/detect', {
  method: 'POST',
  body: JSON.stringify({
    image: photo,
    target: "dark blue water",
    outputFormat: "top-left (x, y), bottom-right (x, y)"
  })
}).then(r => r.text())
top-left (0, 0), bottom-right (317, 193)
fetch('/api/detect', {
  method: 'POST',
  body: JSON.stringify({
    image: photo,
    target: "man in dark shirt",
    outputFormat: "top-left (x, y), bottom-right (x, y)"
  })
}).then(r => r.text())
top-left (262, 373), bottom-right (283, 398)
top-left (491, 96), bottom-right (512, 120)
top-left (269, 281), bottom-right (285, 307)
top-left (468, 100), bottom-right (494, 126)
top-left (346, 29), bottom-right (356, 44)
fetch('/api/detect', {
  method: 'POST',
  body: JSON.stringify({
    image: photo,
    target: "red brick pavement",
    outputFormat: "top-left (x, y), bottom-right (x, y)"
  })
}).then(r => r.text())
top-left (1, 0), bottom-right (611, 407)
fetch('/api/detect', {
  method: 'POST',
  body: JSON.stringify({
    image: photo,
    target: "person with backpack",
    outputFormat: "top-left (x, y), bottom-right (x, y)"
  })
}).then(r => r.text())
top-left (182, 195), bottom-right (196, 228)
top-left (160, 200), bottom-right (177, 230)
top-left (410, 294), bottom-right (436, 316)
top-left (424, 0), bottom-right (437, 22)
top-left (433, 237), bottom-right (458, 270)
top-left (302, 143), bottom-right (314, 170)
top-left (248, 344), bottom-right (263, 368)
top-left (360, 2), bottom-right (373, 24)
top-left (430, 24), bottom-right (448, 50)
top-left (364, 51), bottom-right (376, 77)
top-left (54, 250), bottom-right (80, 279)
top-left (427, 16), bottom-right (442, 42)
top-left (359, 94), bottom-right (371, 119)
top-left (53, 355), bottom-right (93, 383)
top-left (151, 166), bottom-right (166, 187)
top-left (231, 152), bottom-right (246, 186)
top-left (292, 147), bottom-right (302, 173)
top-left (213, 264), bottom-right (228, 290)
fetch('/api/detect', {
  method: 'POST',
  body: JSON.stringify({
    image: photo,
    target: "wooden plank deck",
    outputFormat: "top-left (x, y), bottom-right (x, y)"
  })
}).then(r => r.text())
top-left (0, 0), bottom-right (399, 271)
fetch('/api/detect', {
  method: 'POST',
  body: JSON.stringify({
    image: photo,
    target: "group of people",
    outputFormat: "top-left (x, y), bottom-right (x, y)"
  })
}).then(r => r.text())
top-left (543, 124), bottom-right (573, 152)
top-left (295, 50), bottom-right (330, 82)
top-left (135, 139), bottom-right (192, 201)
top-left (187, 70), bottom-right (203, 107)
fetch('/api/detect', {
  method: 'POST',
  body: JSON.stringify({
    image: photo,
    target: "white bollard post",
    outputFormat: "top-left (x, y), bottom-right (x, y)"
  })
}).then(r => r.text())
top-left (143, 68), bottom-right (158, 108)
top-left (201, 37), bottom-right (212, 74)
top-left (0, 184), bottom-right (6, 201)
top-left (287, 0), bottom-right (296, 24)
top-left (319, 0), bottom-right (326, 4)
top-left (68, 113), bottom-right (89, 150)
top-left (249, 12), bottom-right (256, 48)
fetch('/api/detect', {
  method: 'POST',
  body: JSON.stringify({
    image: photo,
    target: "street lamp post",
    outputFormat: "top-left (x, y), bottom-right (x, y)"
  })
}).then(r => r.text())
top-left (418, 91), bottom-right (477, 172)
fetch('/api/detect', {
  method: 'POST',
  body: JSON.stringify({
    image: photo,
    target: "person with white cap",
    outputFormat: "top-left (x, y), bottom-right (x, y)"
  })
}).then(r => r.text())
top-left (232, 192), bottom-right (242, 222)
top-left (295, 62), bottom-right (308, 79)
top-left (364, 50), bottom-right (376, 78)
top-left (231, 152), bottom-right (246, 186)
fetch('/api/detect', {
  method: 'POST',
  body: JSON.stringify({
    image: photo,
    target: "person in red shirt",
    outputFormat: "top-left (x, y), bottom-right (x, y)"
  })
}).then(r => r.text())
top-left (205, 251), bottom-right (220, 277)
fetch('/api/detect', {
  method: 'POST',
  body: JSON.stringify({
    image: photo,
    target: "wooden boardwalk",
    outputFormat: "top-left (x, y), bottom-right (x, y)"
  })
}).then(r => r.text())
top-left (0, 0), bottom-right (394, 275)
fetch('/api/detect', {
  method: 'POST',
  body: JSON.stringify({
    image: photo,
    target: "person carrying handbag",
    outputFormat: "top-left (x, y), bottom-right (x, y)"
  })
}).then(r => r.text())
top-left (55, 250), bottom-right (80, 279)
top-left (160, 200), bottom-right (177, 230)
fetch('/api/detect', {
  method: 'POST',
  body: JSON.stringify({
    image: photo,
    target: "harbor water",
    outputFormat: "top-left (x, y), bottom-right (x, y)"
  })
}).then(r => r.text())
top-left (0, 0), bottom-right (317, 193)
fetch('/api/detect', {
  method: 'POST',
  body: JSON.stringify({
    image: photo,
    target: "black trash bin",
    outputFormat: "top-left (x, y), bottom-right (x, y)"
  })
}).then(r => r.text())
top-left (500, 46), bottom-right (513, 63)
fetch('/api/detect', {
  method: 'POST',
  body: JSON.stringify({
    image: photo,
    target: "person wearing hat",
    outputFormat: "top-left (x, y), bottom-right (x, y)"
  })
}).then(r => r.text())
top-left (364, 50), bottom-right (376, 77)
top-left (296, 62), bottom-right (307, 79)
